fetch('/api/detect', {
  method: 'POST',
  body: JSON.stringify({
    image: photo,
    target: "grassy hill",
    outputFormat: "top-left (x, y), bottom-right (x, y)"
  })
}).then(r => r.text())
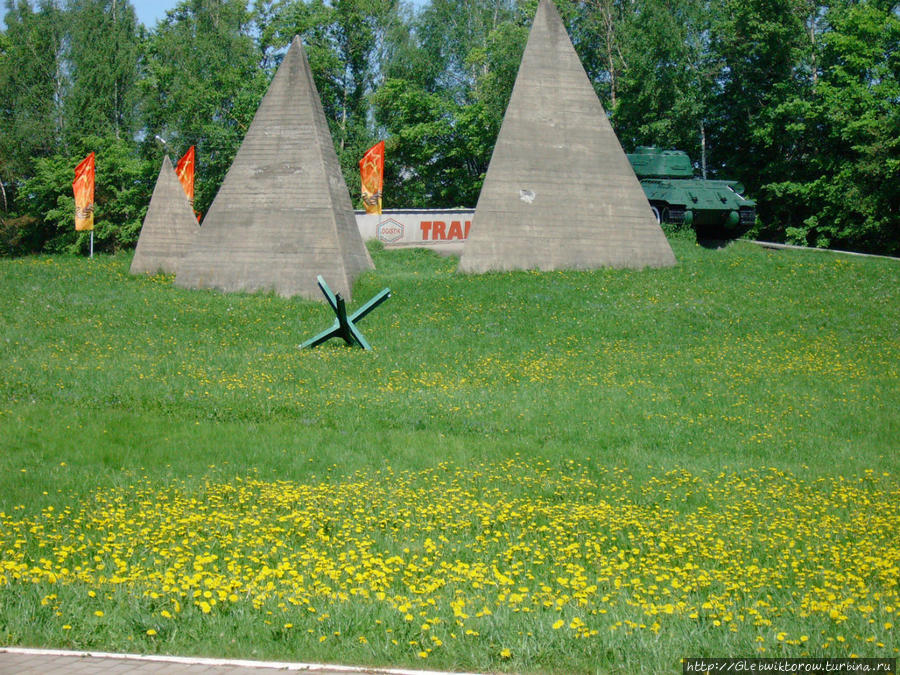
top-left (1, 233), bottom-right (897, 672)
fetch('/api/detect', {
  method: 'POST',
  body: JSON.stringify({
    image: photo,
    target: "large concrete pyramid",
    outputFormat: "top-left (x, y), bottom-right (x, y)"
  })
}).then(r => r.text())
top-left (176, 36), bottom-right (373, 300)
top-left (458, 0), bottom-right (676, 273)
top-left (130, 155), bottom-right (199, 276)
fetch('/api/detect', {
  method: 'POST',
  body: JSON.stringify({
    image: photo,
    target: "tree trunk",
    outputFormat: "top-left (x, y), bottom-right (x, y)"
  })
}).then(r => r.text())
top-left (700, 121), bottom-right (707, 179)
top-left (113, 0), bottom-right (121, 138)
top-left (592, 0), bottom-right (625, 109)
top-left (340, 70), bottom-right (348, 152)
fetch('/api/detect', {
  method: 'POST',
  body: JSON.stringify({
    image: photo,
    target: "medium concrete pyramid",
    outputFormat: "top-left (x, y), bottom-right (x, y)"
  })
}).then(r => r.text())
top-left (130, 155), bottom-right (199, 275)
top-left (175, 36), bottom-right (373, 300)
top-left (458, 0), bottom-right (676, 273)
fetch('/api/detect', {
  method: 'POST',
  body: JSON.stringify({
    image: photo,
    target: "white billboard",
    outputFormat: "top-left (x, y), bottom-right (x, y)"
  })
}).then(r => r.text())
top-left (356, 209), bottom-right (474, 254)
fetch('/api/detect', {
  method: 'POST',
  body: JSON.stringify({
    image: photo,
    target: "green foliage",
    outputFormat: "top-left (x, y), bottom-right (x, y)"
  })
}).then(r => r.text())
top-left (414, 0), bottom-right (520, 97)
top-left (139, 0), bottom-right (268, 216)
top-left (13, 136), bottom-right (150, 254)
top-left (372, 0), bottom-right (528, 207)
top-left (373, 79), bottom-right (493, 206)
top-left (691, 0), bottom-right (808, 197)
top-left (64, 0), bottom-right (142, 143)
top-left (0, 0), bottom-right (67, 180)
top-left (611, 0), bottom-right (717, 163)
top-left (0, 0), bottom-right (897, 254)
top-left (756, 0), bottom-right (900, 254)
top-left (466, 19), bottom-right (528, 122)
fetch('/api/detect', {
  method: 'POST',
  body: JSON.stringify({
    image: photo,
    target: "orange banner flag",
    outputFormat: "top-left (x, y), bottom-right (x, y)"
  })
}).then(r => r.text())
top-left (359, 141), bottom-right (384, 215)
top-left (73, 152), bottom-right (95, 232)
top-left (175, 146), bottom-right (195, 204)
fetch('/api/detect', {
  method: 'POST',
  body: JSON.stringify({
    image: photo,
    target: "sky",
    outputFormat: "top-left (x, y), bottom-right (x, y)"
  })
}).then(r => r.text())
top-left (3, 0), bottom-right (425, 32)
top-left (0, 1), bottom-right (178, 28)
top-left (133, 0), bottom-right (180, 27)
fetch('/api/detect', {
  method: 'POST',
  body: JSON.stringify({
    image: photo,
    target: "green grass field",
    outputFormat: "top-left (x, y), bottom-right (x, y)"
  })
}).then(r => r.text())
top-left (1, 233), bottom-right (898, 673)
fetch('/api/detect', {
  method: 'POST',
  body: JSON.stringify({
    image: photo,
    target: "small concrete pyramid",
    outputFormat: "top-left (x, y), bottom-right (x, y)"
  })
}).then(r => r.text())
top-left (130, 155), bottom-right (199, 275)
top-left (175, 36), bottom-right (373, 300)
top-left (458, 0), bottom-right (676, 273)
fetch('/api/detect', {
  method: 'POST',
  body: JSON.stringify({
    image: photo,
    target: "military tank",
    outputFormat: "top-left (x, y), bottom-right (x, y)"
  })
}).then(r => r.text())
top-left (626, 146), bottom-right (756, 239)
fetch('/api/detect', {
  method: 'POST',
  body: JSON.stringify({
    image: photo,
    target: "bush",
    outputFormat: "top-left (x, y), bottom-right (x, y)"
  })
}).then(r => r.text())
top-left (9, 135), bottom-right (153, 255)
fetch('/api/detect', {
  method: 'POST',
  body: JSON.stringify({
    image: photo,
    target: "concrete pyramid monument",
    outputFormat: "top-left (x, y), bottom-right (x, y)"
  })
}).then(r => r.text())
top-left (458, 0), bottom-right (675, 273)
top-left (130, 155), bottom-right (199, 276)
top-left (176, 36), bottom-right (373, 300)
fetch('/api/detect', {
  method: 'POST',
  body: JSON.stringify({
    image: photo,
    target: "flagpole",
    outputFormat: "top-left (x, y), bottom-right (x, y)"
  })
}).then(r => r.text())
top-left (377, 193), bottom-right (383, 237)
top-left (90, 231), bottom-right (94, 259)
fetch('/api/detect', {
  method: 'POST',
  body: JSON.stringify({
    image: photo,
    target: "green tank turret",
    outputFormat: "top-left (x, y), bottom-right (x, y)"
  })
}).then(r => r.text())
top-left (626, 147), bottom-right (756, 238)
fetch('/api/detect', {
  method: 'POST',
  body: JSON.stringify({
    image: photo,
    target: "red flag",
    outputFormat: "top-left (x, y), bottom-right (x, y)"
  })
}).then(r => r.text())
top-left (175, 146), bottom-right (195, 204)
top-left (73, 153), bottom-right (95, 232)
top-left (359, 141), bottom-right (384, 214)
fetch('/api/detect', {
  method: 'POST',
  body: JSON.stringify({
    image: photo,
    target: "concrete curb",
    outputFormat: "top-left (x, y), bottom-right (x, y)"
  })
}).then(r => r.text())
top-left (742, 239), bottom-right (900, 261)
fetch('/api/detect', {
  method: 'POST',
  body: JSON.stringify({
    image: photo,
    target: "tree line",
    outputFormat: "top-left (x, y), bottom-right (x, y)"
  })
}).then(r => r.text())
top-left (0, 0), bottom-right (897, 256)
